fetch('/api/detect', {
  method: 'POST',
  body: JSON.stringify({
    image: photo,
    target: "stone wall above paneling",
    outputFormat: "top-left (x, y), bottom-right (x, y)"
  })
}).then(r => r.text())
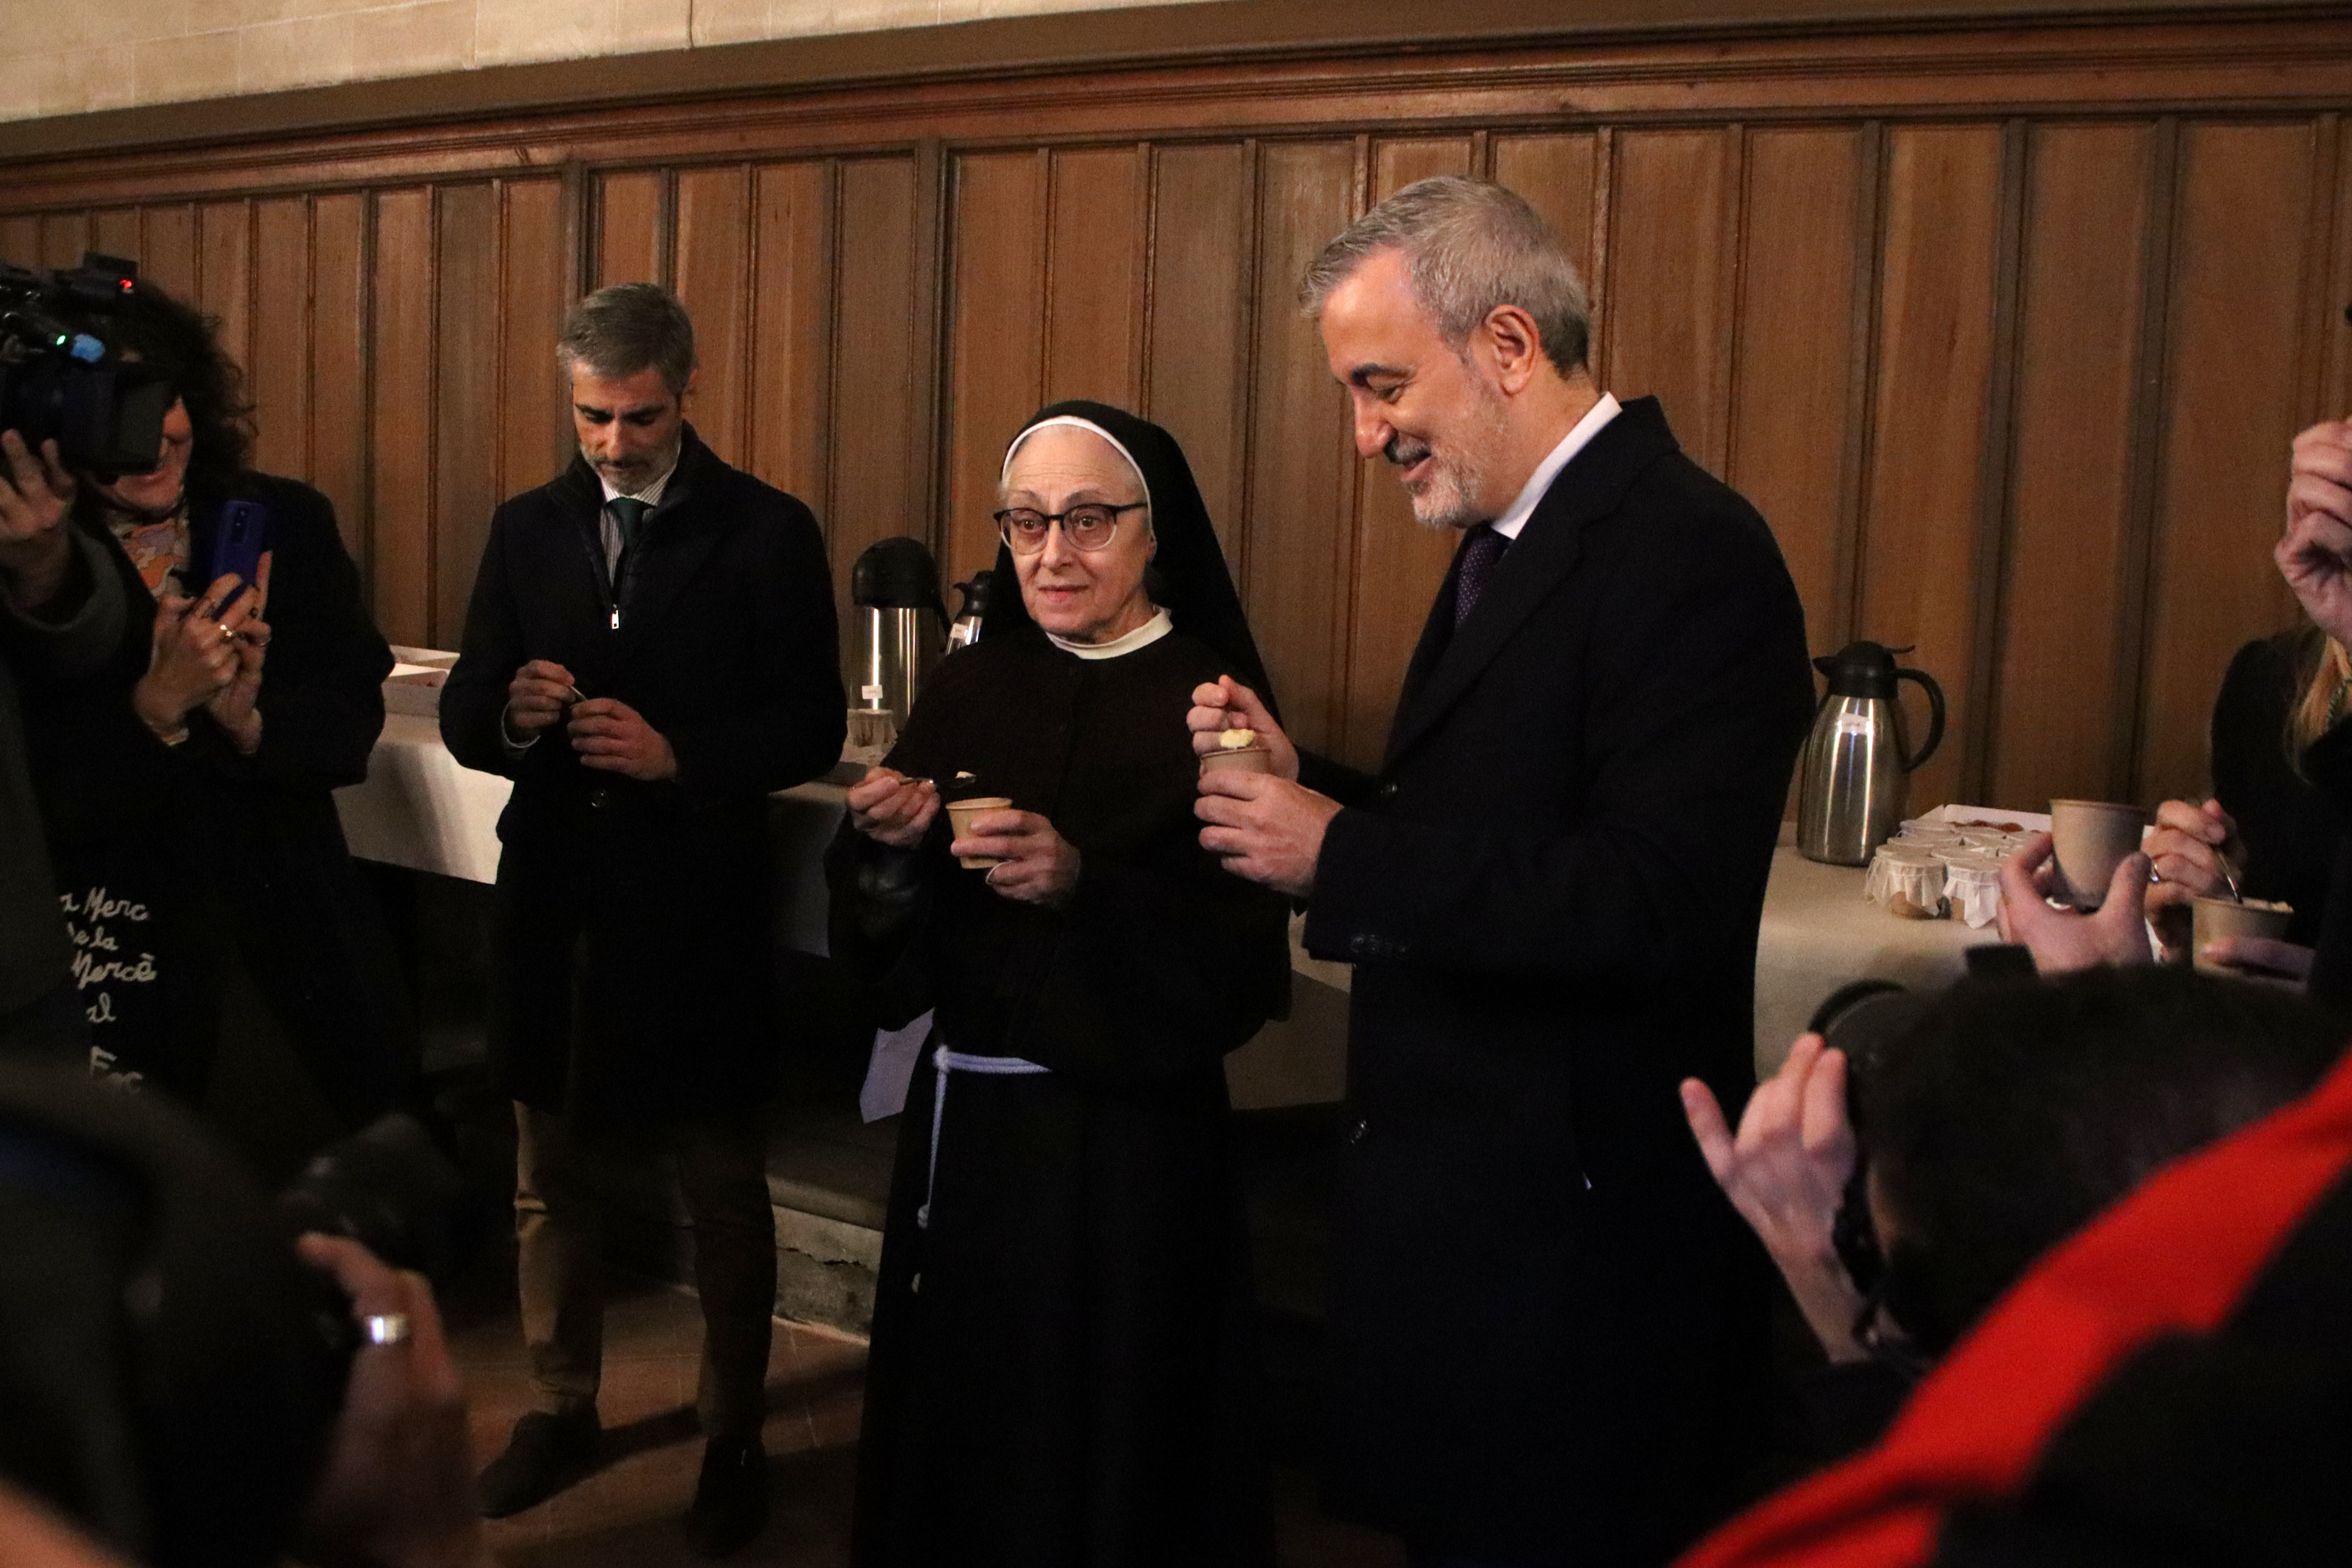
top-left (0, 0), bottom-right (1211, 124)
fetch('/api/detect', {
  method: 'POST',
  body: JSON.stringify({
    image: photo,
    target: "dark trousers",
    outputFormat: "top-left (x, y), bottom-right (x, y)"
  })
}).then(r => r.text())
top-left (513, 1099), bottom-right (777, 1439)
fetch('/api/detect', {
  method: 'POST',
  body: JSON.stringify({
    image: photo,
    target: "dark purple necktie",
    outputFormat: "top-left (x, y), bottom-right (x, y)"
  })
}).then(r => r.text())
top-left (1453, 523), bottom-right (1509, 628)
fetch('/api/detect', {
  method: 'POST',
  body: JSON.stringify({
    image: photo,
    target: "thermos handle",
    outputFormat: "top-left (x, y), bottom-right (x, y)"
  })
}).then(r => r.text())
top-left (1896, 666), bottom-right (1946, 772)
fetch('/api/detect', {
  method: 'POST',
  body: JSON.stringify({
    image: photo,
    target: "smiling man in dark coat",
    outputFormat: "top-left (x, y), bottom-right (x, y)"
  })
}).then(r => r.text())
top-left (442, 284), bottom-right (844, 1556)
top-left (1193, 178), bottom-right (1814, 1566)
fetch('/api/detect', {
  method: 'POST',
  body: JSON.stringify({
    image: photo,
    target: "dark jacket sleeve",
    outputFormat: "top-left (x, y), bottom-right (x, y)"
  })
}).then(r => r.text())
top-left (0, 530), bottom-right (126, 679)
top-left (188, 480), bottom-right (390, 790)
top-left (1304, 498), bottom-right (1812, 983)
top-left (667, 491), bottom-right (845, 808)
top-left (441, 500), bottom-right (531, 778)
top-left (1299, 749), bottom-right (1379, 807)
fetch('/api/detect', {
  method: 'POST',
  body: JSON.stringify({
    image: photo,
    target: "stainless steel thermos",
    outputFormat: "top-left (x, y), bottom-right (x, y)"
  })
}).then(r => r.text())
top-left (849, 537), bottom-right (948, 734)
top-left (1795, 640), bottom-right (1946, 865)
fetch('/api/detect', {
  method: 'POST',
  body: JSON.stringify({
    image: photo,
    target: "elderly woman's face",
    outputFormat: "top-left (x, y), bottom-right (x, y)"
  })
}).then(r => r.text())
top-left (1003, 425), bottom-right (1155, 645)
top-left (99, 397), bottom-right (193, 514)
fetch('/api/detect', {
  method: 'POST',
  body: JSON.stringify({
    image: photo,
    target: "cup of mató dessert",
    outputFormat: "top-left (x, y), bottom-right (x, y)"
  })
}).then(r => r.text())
top-left (1200, 727), bottom-right (1274, 777)
top-left (945, 797), bottom-right (1015, 869)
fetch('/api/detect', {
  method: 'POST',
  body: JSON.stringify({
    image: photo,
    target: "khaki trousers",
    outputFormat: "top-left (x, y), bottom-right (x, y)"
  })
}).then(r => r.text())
top-left (513, 1101), bottom-right (776, 1439)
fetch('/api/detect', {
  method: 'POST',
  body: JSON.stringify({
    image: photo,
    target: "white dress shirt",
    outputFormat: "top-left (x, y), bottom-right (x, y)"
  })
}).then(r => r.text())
top-left (1489, 393), bottom-right (1621, 542)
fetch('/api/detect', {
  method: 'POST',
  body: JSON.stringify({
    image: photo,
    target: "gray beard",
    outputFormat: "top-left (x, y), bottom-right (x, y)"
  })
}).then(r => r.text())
top-left (1394, 388), bottom-right (1511, 531)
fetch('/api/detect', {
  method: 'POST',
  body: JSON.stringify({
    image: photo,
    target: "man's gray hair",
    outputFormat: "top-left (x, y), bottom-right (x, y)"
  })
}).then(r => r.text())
top-left (1299, 176), bottom-right (1591, 374)
top-left (556, 282), bottom-right (697, 395)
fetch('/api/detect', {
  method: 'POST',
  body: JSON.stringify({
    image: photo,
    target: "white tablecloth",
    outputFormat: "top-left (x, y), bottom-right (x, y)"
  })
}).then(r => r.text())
top-left (334, 713), bottom-right (511, 884)
top-left (1280, 834), bottom-right (1991, 1084)
top-left (332, 714), bottom-right (850, 957)
top-left (337, 711), bottom-right (1994, 1092)
top-left (1751, 840), bottom-right (1984, 1074)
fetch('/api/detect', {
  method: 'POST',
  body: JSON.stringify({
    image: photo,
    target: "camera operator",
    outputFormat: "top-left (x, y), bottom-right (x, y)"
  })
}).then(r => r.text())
top-left (0, 1234), bottom-right (488, 1568)
top-left (0, 428), bottom-right (122, 1063)
top-left (1680, 967), bottom-right (2343, 1465)
top-left (14, 280), bottom-right (412, 1125)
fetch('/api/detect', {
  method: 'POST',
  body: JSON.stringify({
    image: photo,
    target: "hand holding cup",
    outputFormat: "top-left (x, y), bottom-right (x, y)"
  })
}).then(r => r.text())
top-left (1187, 676), bottom-right (1298, 781)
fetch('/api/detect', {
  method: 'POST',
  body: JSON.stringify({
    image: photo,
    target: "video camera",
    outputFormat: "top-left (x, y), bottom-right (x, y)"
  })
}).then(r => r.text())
top-left (0, 251), bottom-right (173, 480)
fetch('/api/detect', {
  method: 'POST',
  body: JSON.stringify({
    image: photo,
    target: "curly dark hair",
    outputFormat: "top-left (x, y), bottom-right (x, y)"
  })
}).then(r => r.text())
top-left (100, 281), bottom-right (254, 505)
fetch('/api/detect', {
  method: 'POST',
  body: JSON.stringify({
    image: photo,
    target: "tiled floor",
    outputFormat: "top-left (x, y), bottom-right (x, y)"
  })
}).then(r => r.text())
top-left (449, 1277), bottom-right (1407, 1567)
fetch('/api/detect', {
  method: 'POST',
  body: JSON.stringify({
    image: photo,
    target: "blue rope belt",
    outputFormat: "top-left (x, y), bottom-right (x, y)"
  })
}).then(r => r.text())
top-left (917, 1046), bottom-right (1050, 1231)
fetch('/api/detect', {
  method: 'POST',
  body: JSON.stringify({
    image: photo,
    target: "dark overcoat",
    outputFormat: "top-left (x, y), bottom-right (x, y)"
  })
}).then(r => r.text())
top-left (1302, 398), bottom-right (1815, 1564)
top-left (440, 427), bottom-right (845, 1122)
top-left (25, 473), bottom-right (405, 1116)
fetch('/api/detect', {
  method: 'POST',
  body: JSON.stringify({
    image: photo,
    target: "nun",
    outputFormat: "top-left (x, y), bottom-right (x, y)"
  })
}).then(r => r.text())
top-left (827, 401), bottom-right (1291, 1566)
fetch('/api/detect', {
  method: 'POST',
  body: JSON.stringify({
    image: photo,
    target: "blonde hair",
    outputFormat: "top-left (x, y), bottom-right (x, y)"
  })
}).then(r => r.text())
top-left (2288, 624), bottom-right (2352, 765)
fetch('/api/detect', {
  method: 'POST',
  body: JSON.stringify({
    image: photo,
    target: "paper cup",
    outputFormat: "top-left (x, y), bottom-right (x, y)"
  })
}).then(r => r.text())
top-left (946, 797), bottom-right (1014, 869)
top-left (1199, 746), bottom-right (1273, 777)
top-left (2191, 896), bottom-right (2294, 972)
top-left (2048, 799), bottom-right (2150, 910)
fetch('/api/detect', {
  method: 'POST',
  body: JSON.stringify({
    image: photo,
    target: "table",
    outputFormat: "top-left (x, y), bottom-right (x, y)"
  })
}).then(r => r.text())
top-left (1267, 829), bottom-right (1995, 1087)
top-left (336, 714), bottom-right (1995, 1097)
top-left (331, 712), bottom-right (853, 958)
top-left (1751, 835), bottom-right (1986, 1074)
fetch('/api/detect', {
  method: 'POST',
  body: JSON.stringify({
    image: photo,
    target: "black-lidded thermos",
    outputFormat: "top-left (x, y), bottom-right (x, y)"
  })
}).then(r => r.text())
top-left (1795, 640), bottom-right (1946, 865)
top-left (849, 537), bottom-right (946, 733)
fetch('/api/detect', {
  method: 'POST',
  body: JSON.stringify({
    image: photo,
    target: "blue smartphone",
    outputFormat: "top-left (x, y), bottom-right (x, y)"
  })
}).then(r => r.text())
top-left (207, 499), bottom-right (269, 615)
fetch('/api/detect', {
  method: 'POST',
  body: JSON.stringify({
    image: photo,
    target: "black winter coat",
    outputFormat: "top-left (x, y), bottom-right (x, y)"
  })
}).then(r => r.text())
top-left (1302, 398), bottom-right (1815, 1565)
top-left (24, 473), bottom-right (406, 1119)
top-left (440, 428), bottom-right (845, 1121)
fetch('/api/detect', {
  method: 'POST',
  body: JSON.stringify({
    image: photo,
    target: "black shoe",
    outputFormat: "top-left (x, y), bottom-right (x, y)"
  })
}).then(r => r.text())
top-left (477, 1409), bottom-right (600, 1518)
top-left (687, 1434), bottom-right (768, 1557)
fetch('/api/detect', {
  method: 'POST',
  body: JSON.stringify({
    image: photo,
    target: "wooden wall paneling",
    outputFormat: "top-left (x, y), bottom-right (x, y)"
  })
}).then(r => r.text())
top-left (1142, 142), bottom-right (1253, 560)
top-left (748, 160), bottom-right (837, 516)
top-left (596, 170), bottom-right (667, 288)
top-left (672, 165), bottom-right (754, 465)
top-left (90, 209), bottom-right (141, 261)
top-left (497, 178), bottom-right (570, 504)
top-left (1725, 127), bottom-right (1864, 658)
top-left (197, 200), bottom-right (252, 385)
top-left (432, 183), bottom-right (502, 647)
top-left (1985, 123), bottom-right (2158, 811)
top-left (370, 188), bottom-right (435, 647)
top-left (137, 205), bottom-right (197, 302)
top-left (1243, 138), bottom-right (1357, 759)
top-left (1854, 126), bottom-right (2006, 812)
top-left (942, 151), bottom-right (1047, 585)
top-left (310, 192), bottom-right (370, 569)
top-left (827, 157), bottom-right (924, 650)
top-left (1042, 145), bottom-right (1145, 411)
top-left (2137, 122), bottom-right (2322, 805)
top-left (1602, 129), bottom-right (1738, 475)
top-left (0, 214), bottom-right (36, 267)
top-left (1491, 133), bottom-right (1599, 292)
top-left (249, 197), bottom-right (312, 481)
top-left (1341, 137), bottom-right (1476, 766)
top-left (37, 211), bottom-right (89, 269)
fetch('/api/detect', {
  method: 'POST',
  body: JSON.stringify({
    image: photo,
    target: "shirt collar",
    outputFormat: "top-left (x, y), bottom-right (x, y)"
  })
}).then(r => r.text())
top-left (1488, 392), bottom-right (1621, 542)
top-left (597, 450), bottom-right (680, 510)
top-left (1046, 607), bottom-right (1173, 661)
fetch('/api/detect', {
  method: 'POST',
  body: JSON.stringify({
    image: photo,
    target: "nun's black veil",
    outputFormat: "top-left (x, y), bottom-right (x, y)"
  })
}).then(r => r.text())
top-left (982, 400), bottom-right (1283, 725)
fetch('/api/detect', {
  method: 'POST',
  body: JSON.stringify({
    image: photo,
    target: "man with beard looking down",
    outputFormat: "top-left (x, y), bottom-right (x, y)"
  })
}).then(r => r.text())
top-left (1190, 177), bottom-right (1814, 1567)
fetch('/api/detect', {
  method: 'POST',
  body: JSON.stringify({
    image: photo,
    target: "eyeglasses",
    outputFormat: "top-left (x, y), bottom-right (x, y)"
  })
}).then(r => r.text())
top-left (993, 502), bottom-right (1146, 555)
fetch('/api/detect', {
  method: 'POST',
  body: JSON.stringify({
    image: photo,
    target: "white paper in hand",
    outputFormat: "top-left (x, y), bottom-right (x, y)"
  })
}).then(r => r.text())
top-left (859, 1011), bottom-right (934, 1123)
